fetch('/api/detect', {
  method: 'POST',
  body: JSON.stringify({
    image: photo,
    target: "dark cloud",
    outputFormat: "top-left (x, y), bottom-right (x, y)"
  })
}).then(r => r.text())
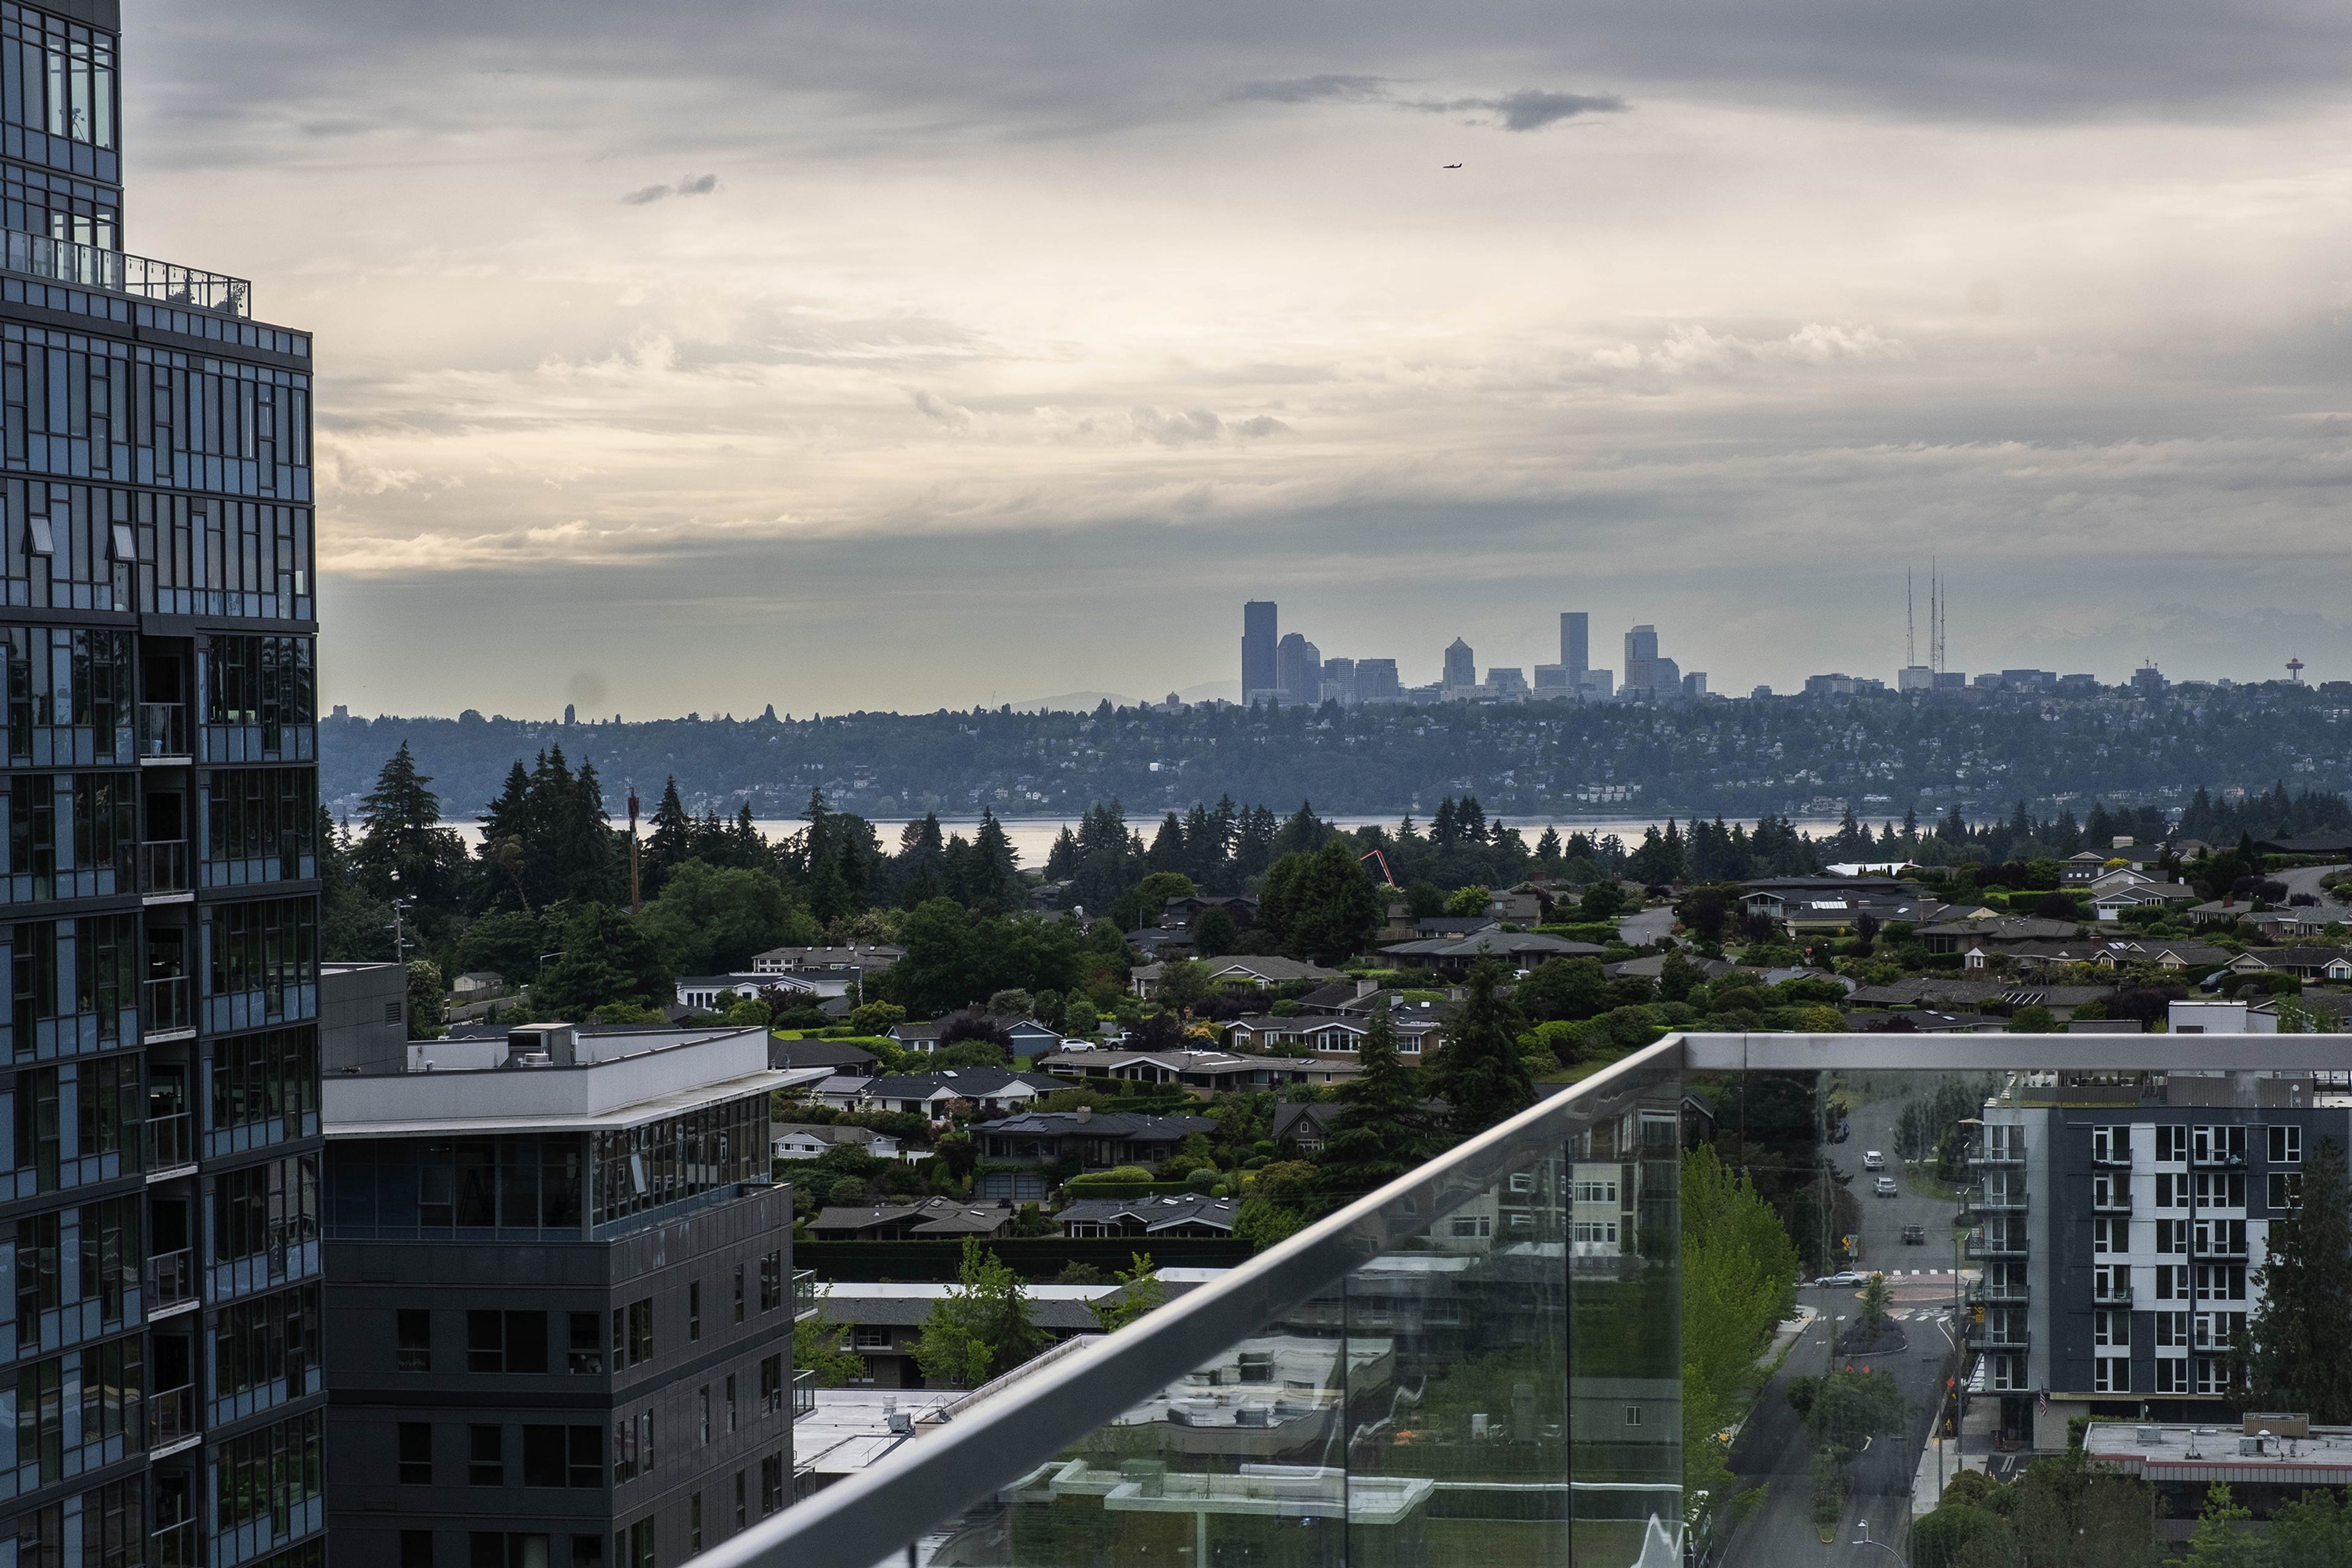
top-left (676, 172), bottom-right (719, 195)
top-left (1226, 74), bottom-right (1391, 104)
top-left (620, 174), bottom-right (718, 205)
top-left (1488, 88), bottom-right (1626, 129)
top-left (619, 183), bottom-right (669, 205)
top-left (1232, 415), bottom-right (1292, 437)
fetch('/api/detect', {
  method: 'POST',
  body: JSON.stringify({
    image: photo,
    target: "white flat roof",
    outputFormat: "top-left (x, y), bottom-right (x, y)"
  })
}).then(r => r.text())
top-left (323, 1027), bottom-right (784, 1135)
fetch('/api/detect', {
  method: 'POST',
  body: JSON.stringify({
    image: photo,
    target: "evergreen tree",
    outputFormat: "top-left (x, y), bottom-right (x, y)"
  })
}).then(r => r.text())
top-left (1313, 1005), bottom-right (1434, 1200)
top-left (2245, 1136), bottom-right (2352, 1422)
top-left (1258, 838), bottom-right (1381, 965)
top-left (1043, 826), bottom-right (1079, 881)
top-left (531, 903), bottom-right (673, 1017)
top-left (643, 776), bottom-right (694, 892)
top-left (971, 810), bottom-right (1020, 910)
top-left (1534, 826), bottom-right (1562, 864)
top-left (1146, 812), bottom-right (1188, 874)
top-left (1430, 959), bottom-right (1534, 1134)
top-left (352, 742), bottom-right (469, 911)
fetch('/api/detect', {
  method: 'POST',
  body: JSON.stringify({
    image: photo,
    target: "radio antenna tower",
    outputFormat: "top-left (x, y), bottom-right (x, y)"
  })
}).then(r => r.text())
top-left (1907, 569), bottom-right (1915, 667)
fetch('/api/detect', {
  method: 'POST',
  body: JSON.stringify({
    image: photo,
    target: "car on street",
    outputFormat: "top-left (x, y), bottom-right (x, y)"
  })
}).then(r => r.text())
top-left (1874, 1177), bottom-right (1899, 1197)
top-left (1814, 1270), bottom-right (1868, 1287)
top-left (1863, 1150), bottom-right (1886, 1169)
top-left (1901, 1224), bottom-right (1928, 1244)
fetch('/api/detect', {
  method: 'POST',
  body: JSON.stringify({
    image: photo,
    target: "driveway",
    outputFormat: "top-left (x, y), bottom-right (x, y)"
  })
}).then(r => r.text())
top-left (2271, 862), bottom-right (2352, 911)
top-left (1618, 905), bottom-right (1678, 946)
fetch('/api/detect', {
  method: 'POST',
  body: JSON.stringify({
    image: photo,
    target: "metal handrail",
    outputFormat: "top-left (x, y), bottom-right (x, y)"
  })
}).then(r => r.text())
top-left (718, 1030), bottom-right (2352, 1568)
top-left (146, 1381), bottom-right (197, 1447)
top-left (145, 1248), bottom-right (197, 1310)
top-left (793, 1368), bottom-right (816, 1417)
top-left (2094, 1284), bottom-right (2135, 1305)
top-left (140, 840), bottom-right (190, 894)
top-left (143, 1112), bottom-right (194, 1172)
top-left (143, 976), bottom-right (192, 1034)
top-left (793, 1268), bottom-right (819, 1320)
top-left (0, 230), bottom-right (251, 317)
top-left (136, 703), bottom-right (187, 758)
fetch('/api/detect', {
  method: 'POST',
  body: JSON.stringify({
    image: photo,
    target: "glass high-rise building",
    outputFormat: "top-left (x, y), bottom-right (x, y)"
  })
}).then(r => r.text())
top-left (0, 8), bottom-right (325, 1568)
top-left (1240, 601), bottom-right (1277, 702)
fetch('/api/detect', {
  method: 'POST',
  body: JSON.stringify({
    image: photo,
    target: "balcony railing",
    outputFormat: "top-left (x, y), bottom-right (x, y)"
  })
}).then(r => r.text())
top-left (794, 1269), bottom-right (820, 1321)
top-left (2092, 1189), bottom-right (2132, 1213)
top-left (143, 976), bottom-right (192, 1036)
top-left (2094, 1283), bottom-right (2134, 1306)
top-left (1969, 1279), bottom-right (2030, 1306)
top-left (149, 1520), bottom-right (198, 1568)
top-left (137, 703), bottom-right (188, 758)
top-left (146, 1382), bottom-right (197, 1449)
top-left (2090, 1148), bottom-right (2132, 1168)
top-left (140, 840), bottom-right (190, 895)
top-left (143, 1112), bottom-right (194, 1174)
top-left (145, 1248), bottom-right (197, 1311)
top-left (1968, 1186), bottom-right (2029, 1212)
top-left (2193, 1148), bottom-right (2247, 1169)
top-left (0, 229), bottom-right (251, 317)
top-left (711, 1030), bottom-right (2352, 1568)
top-left (1964, 1319), bottom-right (2029, 1349)
top-left (794, 1368), bottom-right (816, 1418)
top-left (1966, 1145), bottom-right (2025, 1167)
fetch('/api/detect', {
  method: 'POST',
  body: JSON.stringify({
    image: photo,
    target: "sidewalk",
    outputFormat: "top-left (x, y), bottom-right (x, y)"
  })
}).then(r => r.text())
top-left (1911, 1401), bottom-right (1996, 1517)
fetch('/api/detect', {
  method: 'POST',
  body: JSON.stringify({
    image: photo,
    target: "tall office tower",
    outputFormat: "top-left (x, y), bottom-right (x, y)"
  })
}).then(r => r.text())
top-left (1442, 638), bottom-right (1475, 688)
top-left (322, 1023), bottom-right (807, 1568)
top-left (1623, 624), bottom-right (1659, 695)
top-left (1317, 657), bottom-right (1355, 707)
top-left (1560, 613), bottom-right (1589, 681)
top-left (1240, 601), bottom-right (1278, 702)
top-left (1354, 659), bottom-right (1401, 705)
top-left (1275, 633), bottom-right (1321, 706)
top-left (0, 10), bottom-right (326, 1568)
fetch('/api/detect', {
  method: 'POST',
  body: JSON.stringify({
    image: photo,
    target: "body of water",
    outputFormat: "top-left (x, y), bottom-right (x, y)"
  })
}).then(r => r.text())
top-left (445, 813), bottom-right (1904, 862)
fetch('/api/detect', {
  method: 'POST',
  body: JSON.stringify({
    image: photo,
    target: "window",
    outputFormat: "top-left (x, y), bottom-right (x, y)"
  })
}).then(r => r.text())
top-left (760, 1251), bottom-right (782, 1313)
top-left (850, 1327), bottom-right (889, 1352)
top-left (2155, 1173), bottom-right (2187, 1209)
top-left (214, 1412), bottom-right (324, 1536)
top-left (760, 1355), bottom-right (785, 1416)
top-left (2195, 1218), bottom-right (2248, 1256)
top-left (468, 1311), bottom-right (547, 1374)
top-left (689, 1495), bottom-right (703, 1555)
top-left (523, 1427), bottom-right (566, 1489)
top-left (761, 1454), bottom-right (784, 1515)
top-left (1573, 1179), bottom-right (1618, 1204)
top-left (611, 1410), bottom-right (653, 1482)
top-left (571, 1540), bottom-right (600, 1568)
top-left (2092, 1310), bottom-right (2127, 1348)
top-left (2195, 1357), bottom-right (2231, 1395)
top-left (699, 1386), bottom-right (710, 1446)
top-left (2270, 1125), bottom-right (2302, 1164)
top-left (688, 1282), bottom-right (701, 1343)
top-left (612, 1298), bottom-right (652, 1367)
top-left (213, 1282), bottom-right (320, 1406)
top-left (1447, 1215), bottom-right (1491, 1240)
top-left (1623, 1405), bottom-right (1642, 1427)
top-left (2193, 1125), bottom-right (2246, 1166)
top-left (2155, 1219), bottom-right (2187, 1254)
top-left (2154, 1359), bottom-right (2188, 1394)
top-left (2155, 1125), bottom-right (2187, 1163)
top-left (616, 1523), bottom-right (652, 1568)
top-left (401, 1534), bottom-right (432, 1568)
top-left (26, 514), bottom-right (51, 556)
top-left (569, 1313), bottom-right (603, 1374)
top-left (2271, 1172), bottom-right (2304, 1210)
top-left (733, 1264), bottom-right (745, 1324)
top-left (2091, 1217), bottom-right (2123, 1254)
top-left (735, 1471), bottom-right (747, 1530)
top-left (2092, 1172), bottom-right (2128, 1211)
top-left (568, 1425), bottom-right (601, 1488)
top-left (2195, 1172), bottom-right (2247, 1208)
top-left (1572, 1221), bottom-right (1619, 1245)
top-left (398, 1310), bottom-right (431, 1373)
top-left (2090, 1126), bottom-right (2130, 1164)
top-left (2094, 1264), bottom-right (2127, 1302)
top-left (2155, 1311), bottom-right (2190, 1347)
top-left (468, 1425), bottom-right (503, 1487)
top-left (2094, 1355), bottom-right (2129, 1393)
top-left (398, 1422), bottom-right (432, 1485)
top-left (471, 1539), bottom-right (551, 1568)
top-left (726, 1373), bottom-right (739, 1433)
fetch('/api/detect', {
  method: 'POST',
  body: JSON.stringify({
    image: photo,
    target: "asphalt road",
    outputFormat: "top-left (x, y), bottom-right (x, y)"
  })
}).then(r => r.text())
top-left (2272, 862), bottom-right (2352, 910)
top-left (1721, 1088), bottom-right (1964, 1565)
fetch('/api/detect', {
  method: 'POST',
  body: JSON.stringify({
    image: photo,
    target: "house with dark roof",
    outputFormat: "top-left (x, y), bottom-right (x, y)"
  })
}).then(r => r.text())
top-left (1379, 930), bottom-right (1605, 974)
top-left (1272, 1100), bottom-right (1338, 1154)
top-left (772, 1121), bottom-right (907, 1161)
top-left (815, 1281), bottom-right (1113, 1387)
top-left (807, 1196), bottom-right (1020, 1241)
top-left (1915, 916), bottom-right (2081, 956)
top-left (1057, 1193), bottom-right (1238, 1238)
top-left (2227, 946), bottom-right (2352, 981)
top-left (972, 1109), bottom-right (1215, 1171)
top-left (1223, 1009), bottom-right (1446, 1061)
top-left (1128, 956), bottom-right (1344, 998)
top-left (1036, 1047), bottom-right (1360, 1094)
top-left (854, 1068), bottom-right (1066, 1117)
top-left (1163, 895), bottom-right (1258, 932)
top-left (750, 944), bottom-right (905, 974)
top-left (769, 1038), bottom-right (881, 1077)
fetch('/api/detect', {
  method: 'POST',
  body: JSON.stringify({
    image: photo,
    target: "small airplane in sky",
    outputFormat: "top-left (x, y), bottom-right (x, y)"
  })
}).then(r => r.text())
top-left (1442, 162), bottom-right (1463, 169)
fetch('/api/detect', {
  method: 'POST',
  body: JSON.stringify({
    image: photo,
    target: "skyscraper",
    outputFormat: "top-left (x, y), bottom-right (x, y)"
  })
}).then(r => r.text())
top-left (1276, 633), bottom-right (1321, 706)
top-left (1623, 624), bottom-right (1659, 696)
top-left (1241, 601), bottom-right (1278, 702)
top-left (1560, 612), bottom-right (1589, 680)
top-left (0, 8), bottom-right (325, 1568)
top-left (1442, 638), bottom-right (1476, 688)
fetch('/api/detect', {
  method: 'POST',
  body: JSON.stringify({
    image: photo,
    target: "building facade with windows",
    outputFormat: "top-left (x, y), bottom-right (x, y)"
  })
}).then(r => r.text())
top-left (321, 1024), bottom-right (811, 1568)
top-left (1969, 1072), bottom-right (2348, 1442)
top-left (0, 7), bottom-right (325, 1568)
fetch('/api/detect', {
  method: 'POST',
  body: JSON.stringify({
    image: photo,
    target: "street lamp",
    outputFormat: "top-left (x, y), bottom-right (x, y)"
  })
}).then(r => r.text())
top-left (1854, 1521), bottom-right (1906, 1567)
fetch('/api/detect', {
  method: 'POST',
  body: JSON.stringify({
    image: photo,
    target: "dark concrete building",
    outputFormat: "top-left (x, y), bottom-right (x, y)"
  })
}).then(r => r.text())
top-left (322, 1023), bottom-right (809, 1568)
top-left (0, 8), bottom-right (326, 1568)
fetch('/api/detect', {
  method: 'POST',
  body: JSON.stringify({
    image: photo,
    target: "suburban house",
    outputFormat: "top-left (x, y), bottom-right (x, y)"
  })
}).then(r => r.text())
top-left (1223, 1007), bottom-right (1447, 1060)
top-left (674, 971), bottom-right (829, 1011)
top-left (1485, 890), bottom-right (1545, 923)
top-left (854, 1068), bottom-right (1066, 1117)
top-left (1379, 930), bottom-right (1605, 974)
top-left (888, 1014), bottom-right (1093, 1059)
top-left (1163, 895), bottom-right (1259, 931)
top-left (451, 970), bottom-right (505, 999)
top-left (1123, 927), bottom-right (1193, 960)
top-left (772, 1121), bottom-right (907, 1161)
top-left (1057, 1194), bottom-right (1238, 1238)
top-left (973, 1109), bottom-right (1216, 1172)
top-left (816, 1283), bottom-right (1113, 1389)
top-left (807, 1196), bottom-right (1022, 1241)
top-left (1915, 916), bottom-right (2080, 956)
top-left (2081, 938), bottom-right (2231, 972)
top-left (770, 1038), bottom-right (882, 1077)
top-left (1036, 1047), bottom-right (1360, 1094)
top-left (751, 944), bottom-right (906, 975)
top-left (2089, 881), bottom-right (2198, 921)
top-left (1272, 1101), bottom-right (1338, 1154)
top-left (2226, 946), bottom-right (2352, 981)
top-left (1129, 956), bottom-right (1344, 998)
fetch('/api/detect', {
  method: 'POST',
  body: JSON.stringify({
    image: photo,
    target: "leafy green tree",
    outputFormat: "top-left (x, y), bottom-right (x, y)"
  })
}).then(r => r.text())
top-left (1090, 1254), bottom-right (1166, 1332)
top-left (1444, 884), bottom-right (1491, 918)
top-left (1109, 871), bottom-right (1196, 934)
top-left (1191, 907), bottom-right (1237, 958)
top-left (1313, 1005), bottom-right (1434, 1202)
top-left (1153, 958), bottom-right (1213, 1014)
top-left (793, 1298), bottom-right (867, 1389)
top-left (1258, 838), bottom-right (1382, 965)
top-left (1578, 879), bottom-right (1629, 921)
top-left (2247, 1136), bottom-right (2352, 1422)
top-left (636, 859), bottom-right (819, 976)
top-left (532, 904), bottom-right (673, 1017)
top-left (1063, 998), bottom-right (1099, 1036)
top-left (1514, 956), bottom-right (1608, 1022)
top-left (1429, 959), bottom-right (1534, 1135)
top-left (1861, 1272), bottom-right (1891, 1336)
top-left (643, 776), bottom-right (695, 895)
top-left (2265, 1487), bottom-right (2352, 1565)
top-left (453, 909), bottom-right (557, 986)
top-left (2183, 1484), bottom-right (2258, 1568)
top-left (912, 1238), bottom-right (1046, 1388)
top-left (847, 1001), bottom-right (906, 1036)
top-left (1804, 1367), bottom-right (1907, 1458)
top-left (352, 743), bottom-right (471, 911)
top-left (2007, 1004), bottom-right (2060, 1033)
top-left (880, 899), bottom-right (1087, 1018)
top-left (1235, 1161), bottom-right (1316, 1251)
top-left (1681, 1147), bottom-right (1800, 1520)
top-left (406, 960), bottom-right (447, 1038)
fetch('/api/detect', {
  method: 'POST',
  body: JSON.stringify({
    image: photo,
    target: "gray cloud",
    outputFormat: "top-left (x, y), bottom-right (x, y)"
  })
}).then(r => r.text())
top-left (1486, 88), bottom-right (1627, 129)
top-left (1229, 75), bottom-right (1625, 129)
top-left (1226, 74), bottom-right (1392, 104)
top-left (618, 173), bottom-right (718, 205)
top-left (619, 183), bottom-right (669, 205)
top-left (676, 173), bottom-right (719, 195)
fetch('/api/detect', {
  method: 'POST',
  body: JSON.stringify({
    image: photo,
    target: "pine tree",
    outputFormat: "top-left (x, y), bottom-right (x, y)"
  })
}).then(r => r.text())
top-left (1430, 959), bottom-right (1534, 1135)
top-left (2245, 1136), bottom-right (2352, 1422)
top-left (644, 777), bottom-right (694, 892)
top-left (353, 742), bottom-right (468, 910)
top-left (1313, 1005), bottom-right (1434, 1200)
top-left (972, 810), bottom-right (1020, 910)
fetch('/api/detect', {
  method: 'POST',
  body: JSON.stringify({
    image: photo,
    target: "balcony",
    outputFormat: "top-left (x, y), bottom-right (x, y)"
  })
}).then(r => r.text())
top-left (137, 703), bottom-right (189, 760)
top-left (140, 840), bottom-right (190, 899)
top-left (149, 1520), bottom-right (198, 1568)
top-left (2092, 1189), bottom-right (2132, 1213)
top-left (146, 1382), bottom-right (198, 1453)
top-left (794, 1269), bottom-right (820, 1321)
top-left (1966, 1144), bottom-right (2025, 1167)
top-left (794, 1368), bottom-right (816, 1418)
top-left (145, 1248), bottom-right (197, 1315)
top-left (2094, 1283), bottom-right (2134, 1306)
top-left (2193, 1147), bottom-right (2247, 1169)
top-left (143, 976), bottom-right (193, 1038)
top-left (1968, 1278), bottom-right (2029, 1306)
top-left (2091, 1148), bottom-right (2132, 1169)
top-left (1966, 1186), bottom-right (2029, 1214)
top-left (143, 1114), bottom-right (195, 1178)
top-left (0, 229), bottom-right (251, 317)
top-left (733, 1030), bottom-right (2352, 1568)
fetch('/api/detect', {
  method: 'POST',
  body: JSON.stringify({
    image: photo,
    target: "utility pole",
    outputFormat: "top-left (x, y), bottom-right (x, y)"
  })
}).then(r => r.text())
top-left (388, 897), bottom-right (413, 967)
top-left (627, 782), bottom-right (643, 915)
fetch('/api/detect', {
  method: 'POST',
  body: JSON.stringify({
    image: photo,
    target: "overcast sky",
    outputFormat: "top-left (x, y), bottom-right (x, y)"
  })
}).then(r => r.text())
top-left (126, 0), bottom-right (2352, 715)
